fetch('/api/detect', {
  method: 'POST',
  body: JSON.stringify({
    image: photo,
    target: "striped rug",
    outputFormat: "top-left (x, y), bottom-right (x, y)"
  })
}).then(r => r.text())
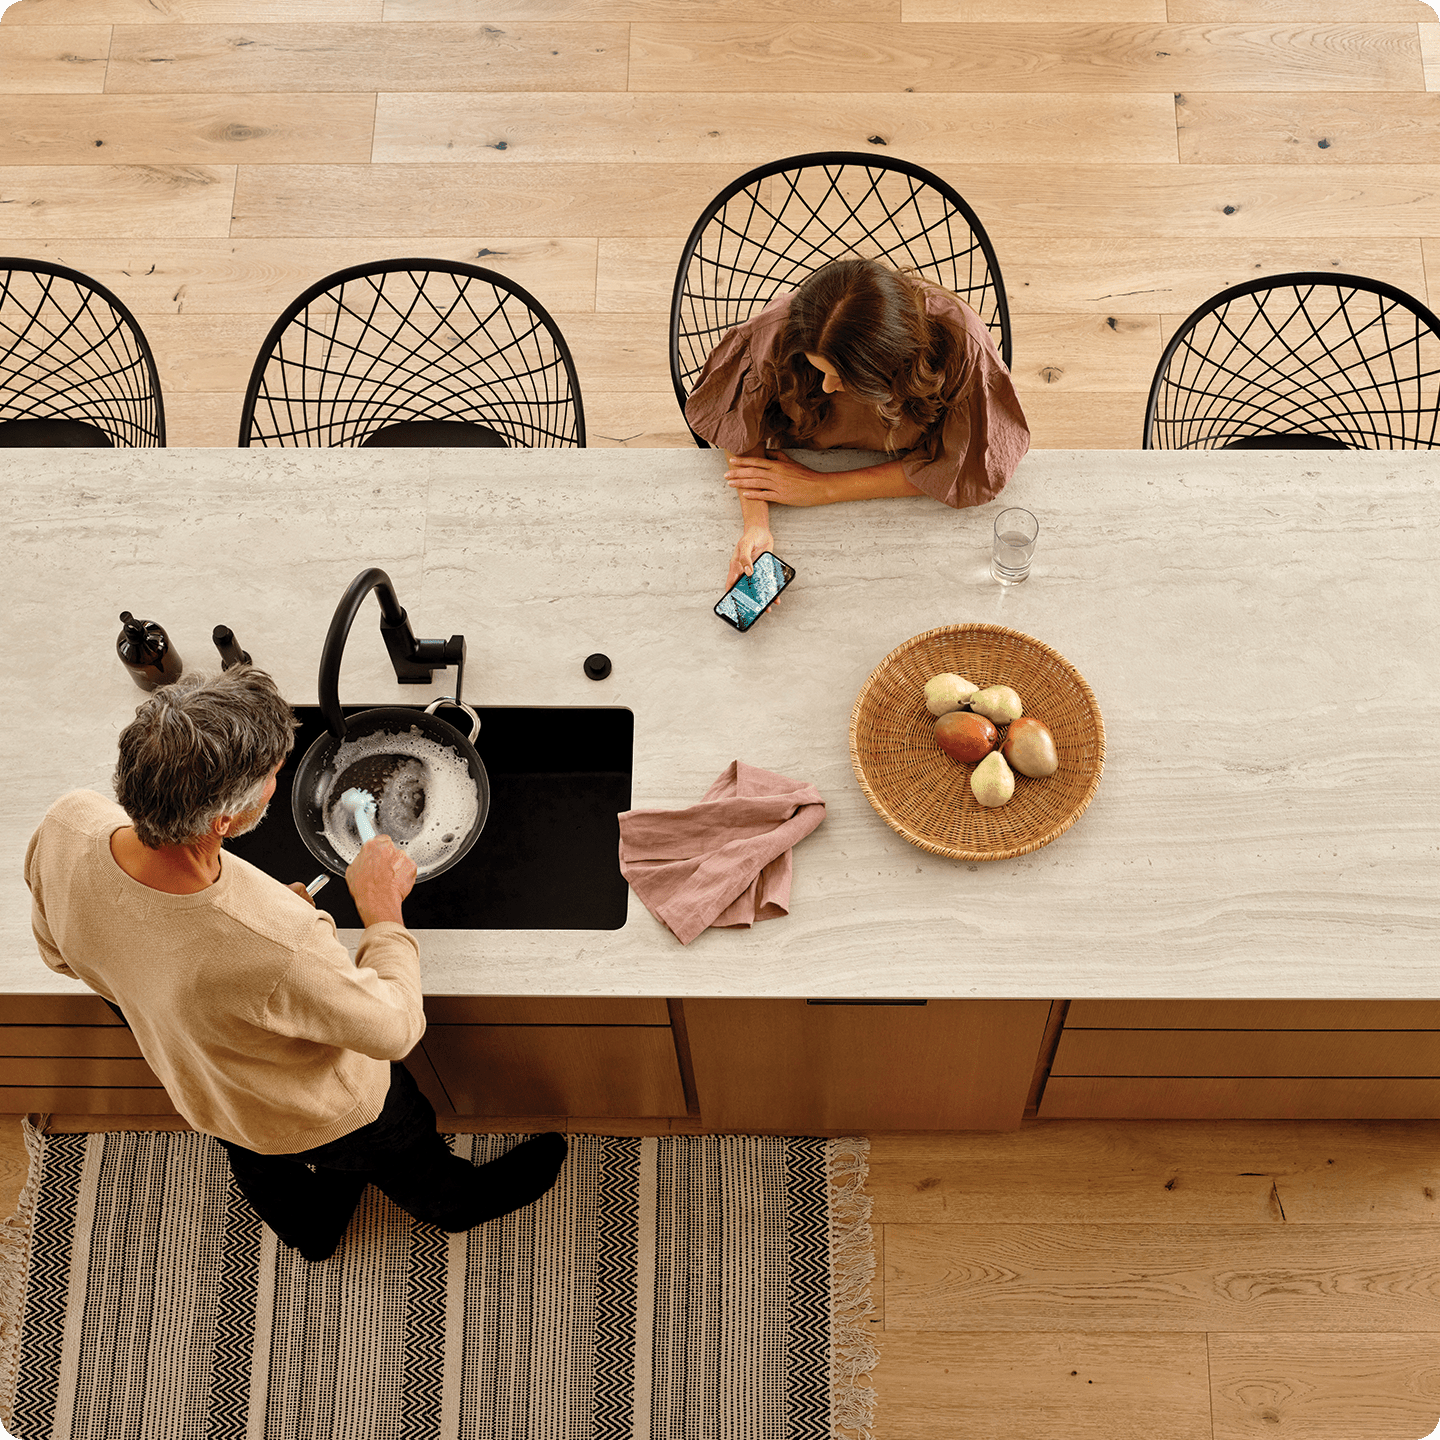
top-left (1, 1120), bottom-right (875, 1440)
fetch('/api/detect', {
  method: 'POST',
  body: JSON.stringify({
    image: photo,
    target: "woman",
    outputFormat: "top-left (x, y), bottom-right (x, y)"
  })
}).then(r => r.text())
top-left (684, 257), bottom-right (1031, 589)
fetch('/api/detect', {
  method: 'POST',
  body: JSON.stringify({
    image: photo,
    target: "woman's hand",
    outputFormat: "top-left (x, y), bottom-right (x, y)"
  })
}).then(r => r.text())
top-left (725, 450), bottom-right (829, 507)
top-left (726, 524), bottom-right (776, 592)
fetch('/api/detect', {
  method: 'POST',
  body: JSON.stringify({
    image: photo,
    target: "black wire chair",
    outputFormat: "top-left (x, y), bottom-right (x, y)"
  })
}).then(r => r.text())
top-left (1144, 272), bottom-right (1440, 450)
top-left (238, 260), bottom-right (584, 448)
top-left (670, 152), bottom-right (1011, 447)
top-left (0, 259), bottom-right (164, 447)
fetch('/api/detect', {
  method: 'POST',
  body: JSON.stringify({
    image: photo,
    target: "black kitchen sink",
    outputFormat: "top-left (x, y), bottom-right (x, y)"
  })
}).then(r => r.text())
top-left (227, 705), bottom-right (633, 929)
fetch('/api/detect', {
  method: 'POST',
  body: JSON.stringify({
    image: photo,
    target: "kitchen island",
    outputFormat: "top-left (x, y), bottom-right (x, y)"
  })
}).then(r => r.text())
top-left (4, 448), bottom-right (1438, 1128)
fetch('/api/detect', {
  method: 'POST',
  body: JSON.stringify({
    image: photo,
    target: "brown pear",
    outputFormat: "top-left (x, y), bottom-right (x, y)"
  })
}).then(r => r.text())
top-left (1001, 716), bottom-right (1059, 778)
top-left (935, 711), bottom-right (997, 763)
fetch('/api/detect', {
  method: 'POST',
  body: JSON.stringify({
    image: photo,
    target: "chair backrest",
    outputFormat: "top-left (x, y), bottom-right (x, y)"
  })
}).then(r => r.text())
top-left (238, 260), bottom-right (585, 448)
top-left (669, 152), bottom-right (1011, 443)
top-left (1144, 272), bottom-right (1440, 450)
top-left (0, 259), bottom-right (165, 447)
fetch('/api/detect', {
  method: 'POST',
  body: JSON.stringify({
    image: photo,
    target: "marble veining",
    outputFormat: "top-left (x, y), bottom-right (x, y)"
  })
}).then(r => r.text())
top-left (3, 447), bottom-right (1437, 997)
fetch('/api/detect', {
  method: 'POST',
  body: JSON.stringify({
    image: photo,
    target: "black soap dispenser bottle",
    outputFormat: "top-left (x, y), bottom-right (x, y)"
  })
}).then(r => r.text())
top-left (212, 624), bottom-right (251, 670)
top-left (116, 611), bottom-right (184, 691)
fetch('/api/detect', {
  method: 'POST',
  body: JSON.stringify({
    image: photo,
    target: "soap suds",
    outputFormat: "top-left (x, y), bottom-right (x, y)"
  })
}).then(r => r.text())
top-left (319, 725), bottom-right (479, 877)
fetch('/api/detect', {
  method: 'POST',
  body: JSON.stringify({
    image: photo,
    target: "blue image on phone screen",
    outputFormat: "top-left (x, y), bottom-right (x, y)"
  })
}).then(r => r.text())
top-left (716, 552), bottom-right (790, 631)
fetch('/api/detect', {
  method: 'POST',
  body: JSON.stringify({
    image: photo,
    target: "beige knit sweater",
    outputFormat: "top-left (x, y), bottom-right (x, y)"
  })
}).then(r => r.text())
top-left (25, 790), bottom-right (427, 1155)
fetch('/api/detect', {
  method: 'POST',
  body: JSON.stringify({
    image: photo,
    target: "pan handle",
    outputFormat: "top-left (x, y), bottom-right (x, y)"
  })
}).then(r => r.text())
top-left (424, 696), bottom-right (481, 743)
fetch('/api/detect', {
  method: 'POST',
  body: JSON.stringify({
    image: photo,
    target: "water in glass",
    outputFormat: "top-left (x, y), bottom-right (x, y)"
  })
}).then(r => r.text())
top-left (991, 531), bottom-right (1034, 584)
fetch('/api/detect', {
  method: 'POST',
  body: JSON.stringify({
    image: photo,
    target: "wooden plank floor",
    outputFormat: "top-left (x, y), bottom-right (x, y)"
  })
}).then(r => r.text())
top-left (0, 0), bottom-right (1434, 448)
top-left (5, 1112), bottom-right (1440, 1436)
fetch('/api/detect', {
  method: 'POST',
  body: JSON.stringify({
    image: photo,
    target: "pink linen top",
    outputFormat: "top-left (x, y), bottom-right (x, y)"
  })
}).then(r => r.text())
top-left (683, 284), bottom-right (1030, 509)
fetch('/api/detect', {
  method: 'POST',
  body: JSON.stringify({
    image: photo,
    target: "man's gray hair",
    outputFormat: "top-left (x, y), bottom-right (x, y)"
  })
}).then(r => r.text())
top-left (114, 666), bottom-right (299, 849)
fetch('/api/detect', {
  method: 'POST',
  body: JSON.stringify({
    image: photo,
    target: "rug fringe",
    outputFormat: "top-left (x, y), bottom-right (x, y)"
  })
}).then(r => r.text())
top-left (0, 1114), bottom-right (48, 1432)
top-left (827, 1137), bottom-right (877, 1440)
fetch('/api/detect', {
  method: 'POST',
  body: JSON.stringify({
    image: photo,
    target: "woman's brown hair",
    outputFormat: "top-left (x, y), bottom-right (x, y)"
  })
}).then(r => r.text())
top-left (758, 257), bottom-right (977, 457)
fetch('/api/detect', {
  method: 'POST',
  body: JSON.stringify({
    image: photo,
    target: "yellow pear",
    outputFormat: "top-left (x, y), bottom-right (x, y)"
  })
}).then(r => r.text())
top-left (970, 749), bottom-right (1015, 807)
top-left (968, 685), bottom-right (1023, 724)
top-left (923, 672), bottom-right (979, 716)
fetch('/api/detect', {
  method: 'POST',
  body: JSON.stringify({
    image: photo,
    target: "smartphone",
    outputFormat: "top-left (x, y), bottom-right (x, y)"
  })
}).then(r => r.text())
top-left (714, 551), bottom-right (796, 632)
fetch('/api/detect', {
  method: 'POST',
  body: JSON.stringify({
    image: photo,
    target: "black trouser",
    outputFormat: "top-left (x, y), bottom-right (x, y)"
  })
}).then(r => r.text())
top-left (103, 999), bottom-right (500, 1245)
top-left (219, 1061), bottom-right (513, 1244)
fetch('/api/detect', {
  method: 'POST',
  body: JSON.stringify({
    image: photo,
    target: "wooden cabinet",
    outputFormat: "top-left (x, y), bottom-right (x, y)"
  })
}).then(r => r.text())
top-left (1039, 1000), bottom-right (1440, 1120)
top-left (0, 994), bottom-right (177, 1115)
top-left (418, 995), bottom-right (689, 1117)
top-left (0, 994), bottom-right (692, 1122)
top-left (682, 998), bottom-right (1054, 1132)
top-left (27, 991), bottom-right (1440, 1128)
top-left (421, 1027), bottom-right (687, 1116)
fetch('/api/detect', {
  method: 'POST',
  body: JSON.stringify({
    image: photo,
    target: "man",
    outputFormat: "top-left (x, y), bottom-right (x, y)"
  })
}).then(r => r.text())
top-left (24, 665), bottom-right (566, 1262)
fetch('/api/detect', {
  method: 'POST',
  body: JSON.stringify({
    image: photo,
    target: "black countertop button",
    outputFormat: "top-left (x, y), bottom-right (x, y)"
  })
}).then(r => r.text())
top-left (583, 652), bottom-right (612, 680)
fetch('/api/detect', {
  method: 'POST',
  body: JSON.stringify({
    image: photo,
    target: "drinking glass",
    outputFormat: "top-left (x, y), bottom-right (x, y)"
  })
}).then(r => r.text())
top-left (991, 508), bottom-right (1038, 585)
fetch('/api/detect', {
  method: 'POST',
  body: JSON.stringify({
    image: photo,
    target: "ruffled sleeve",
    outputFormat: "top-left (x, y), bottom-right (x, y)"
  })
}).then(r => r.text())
top-left (900, 295), bottom-right (1031, 509)
top-left (683, 298), bottom-right (790, 454)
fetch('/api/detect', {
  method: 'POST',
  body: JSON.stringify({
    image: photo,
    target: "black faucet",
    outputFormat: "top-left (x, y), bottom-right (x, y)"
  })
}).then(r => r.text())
top-left (319, 567), bottom-right (466, 740)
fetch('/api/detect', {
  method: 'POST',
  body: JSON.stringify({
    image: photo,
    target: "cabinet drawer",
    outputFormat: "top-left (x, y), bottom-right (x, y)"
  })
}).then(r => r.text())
top-left (684, 999), bottom-right (1051, 1132)
top-left (2, 1026), bottom-right (143, 1058)
top-left (0, 1086), bottom-right (178, 1116)
top-left (422, 996), bottom-right (670, 1025)
top-left (1040, 1077), bottom-right (1440, 1120)
top-left (0, 995), bottom-right (672, 1026)
top-left (2, 995), bottom-right (123, 1025)
top-left (0, 1054), bottom-right (161, 1087)
top-left (1053, 1029), bottom-right (1440, 1078)
top-left (1065, 1000), bottom-right (1440, 1030)
top-left (422, 1025), bottom-right (687, 1117)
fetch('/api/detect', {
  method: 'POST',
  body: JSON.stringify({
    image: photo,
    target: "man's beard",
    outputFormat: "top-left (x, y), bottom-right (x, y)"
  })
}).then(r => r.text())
top-left (226, 800), bottom-right (270, 839)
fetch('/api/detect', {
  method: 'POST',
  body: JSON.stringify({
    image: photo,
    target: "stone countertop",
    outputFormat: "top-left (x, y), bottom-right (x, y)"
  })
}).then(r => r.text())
top-left (4, 447), bottom-right (1437, 998)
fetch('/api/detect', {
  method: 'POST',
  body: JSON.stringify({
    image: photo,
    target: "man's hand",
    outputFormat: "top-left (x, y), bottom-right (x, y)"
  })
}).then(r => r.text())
top-left (726, 450), bottom-right (829, 507)
top-left (287, 881), bottom-right (316, 906)
top-left (345, 835), bottom-right (417, 928)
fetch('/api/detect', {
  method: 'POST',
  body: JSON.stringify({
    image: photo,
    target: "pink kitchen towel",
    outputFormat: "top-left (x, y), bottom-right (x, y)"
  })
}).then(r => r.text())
top-left (617, 761), bottom-right (826, 946)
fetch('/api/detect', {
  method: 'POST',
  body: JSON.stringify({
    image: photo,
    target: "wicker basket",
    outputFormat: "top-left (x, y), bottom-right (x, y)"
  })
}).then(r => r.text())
top-left (849, 623), bottom-right (1105, 861)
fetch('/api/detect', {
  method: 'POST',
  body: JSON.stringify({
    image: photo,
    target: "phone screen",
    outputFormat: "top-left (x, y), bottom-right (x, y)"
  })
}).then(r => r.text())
top-left (715, 552), bottom-right (795, 631)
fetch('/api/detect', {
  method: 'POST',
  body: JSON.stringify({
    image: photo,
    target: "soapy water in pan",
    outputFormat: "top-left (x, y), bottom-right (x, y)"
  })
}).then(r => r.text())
top-left (318, 726), bottom-right (479, 877)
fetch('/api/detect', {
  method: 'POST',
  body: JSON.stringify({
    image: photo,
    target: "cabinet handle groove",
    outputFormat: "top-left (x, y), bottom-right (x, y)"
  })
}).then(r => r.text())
top-left (805, 999), bottom-right (928, 1006)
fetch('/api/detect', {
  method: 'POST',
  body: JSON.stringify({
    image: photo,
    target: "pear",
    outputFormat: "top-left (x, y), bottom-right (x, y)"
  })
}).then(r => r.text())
top-left (935, 710), bottom-right (997, 763)
top-left (968, 684), bottom-right (1023, 724)
top-left (970, 749), bottom-right (1015, 807)
top-left (1001, 716), bottom-right (1058, 778)
top-left (923, 672), bottom-right (979, 716)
